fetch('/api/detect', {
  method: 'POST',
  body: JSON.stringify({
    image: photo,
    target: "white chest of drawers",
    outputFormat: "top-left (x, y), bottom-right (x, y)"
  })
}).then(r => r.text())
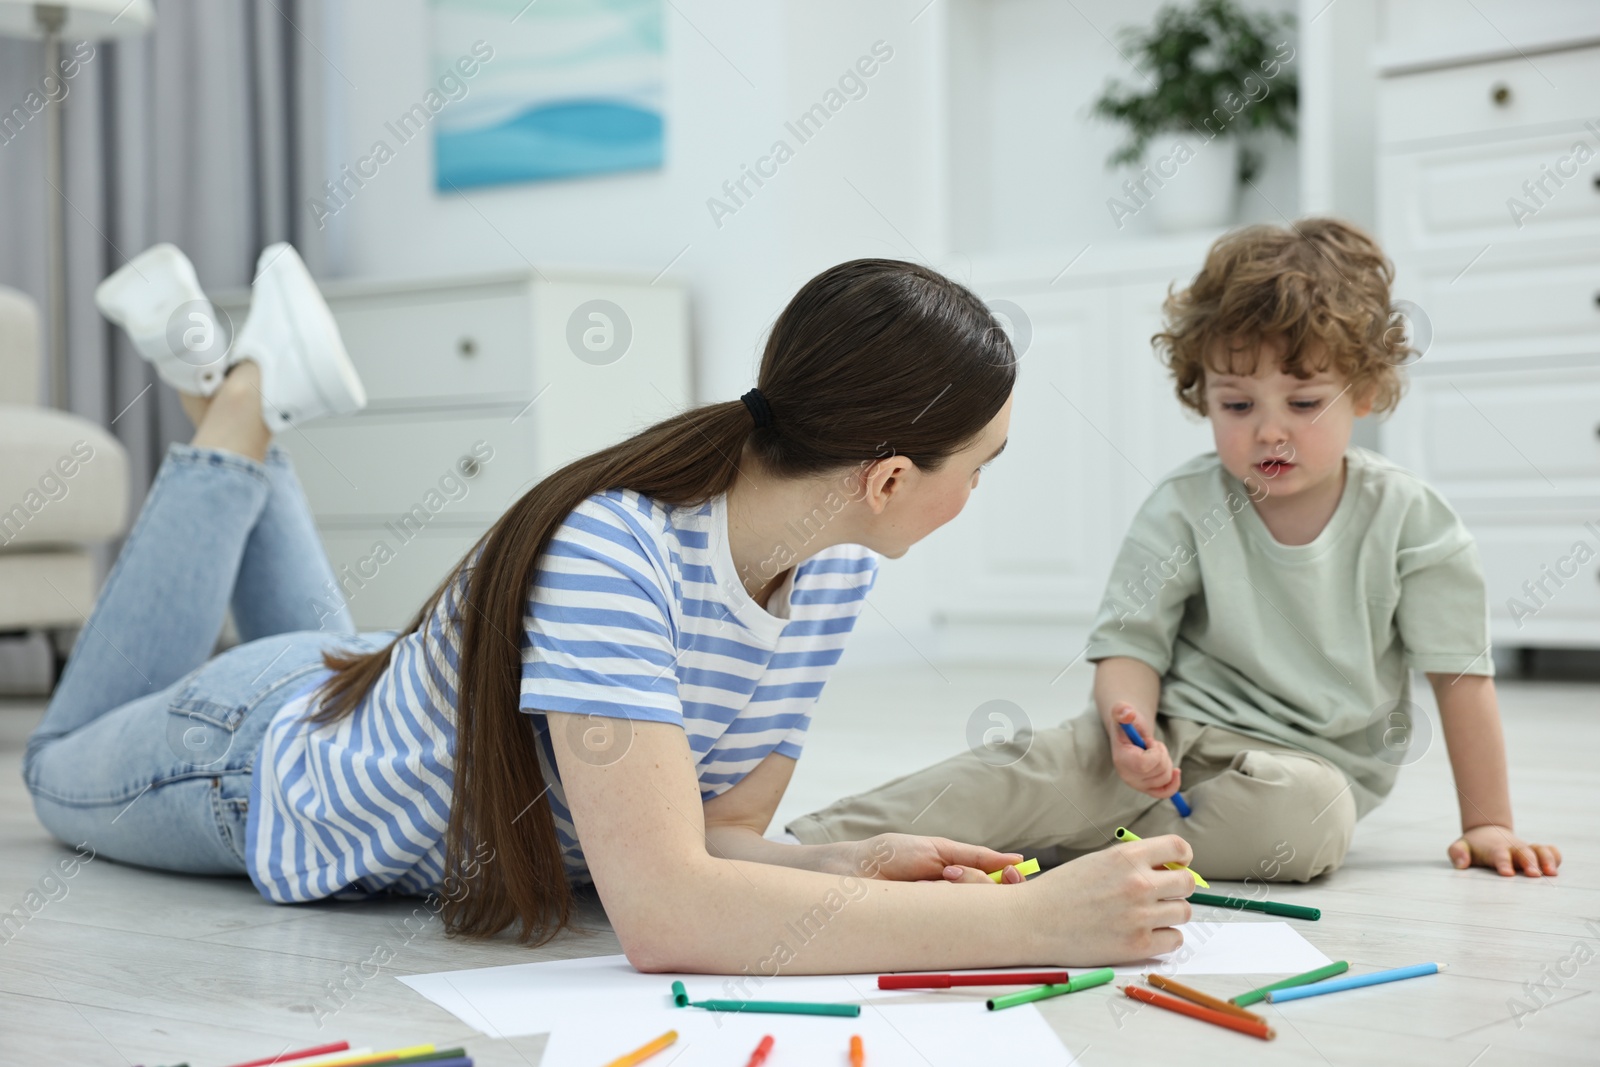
top-left (1376, 42), bottom-right (1600, 648)
top-left (216, 269), bottom-right (691, 630)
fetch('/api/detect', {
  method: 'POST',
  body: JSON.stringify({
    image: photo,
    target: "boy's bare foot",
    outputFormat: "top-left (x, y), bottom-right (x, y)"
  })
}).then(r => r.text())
top-left (190, 361), bottom-right (271, 462)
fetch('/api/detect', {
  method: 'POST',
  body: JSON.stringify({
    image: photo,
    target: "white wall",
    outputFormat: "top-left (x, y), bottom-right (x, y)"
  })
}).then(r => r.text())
top-left (315, 0), bottom-right (1306, 663)
top-left (1299, 0), bottom-right (1377, 229)
top-left (320, 1), bottom-right (956, 661)
top-left (322, 0), bottom-right (1302, 384)
top-left (323, 1), bottom-right (948, 404)
top-left (947, 0), bottom-right (1300, 254)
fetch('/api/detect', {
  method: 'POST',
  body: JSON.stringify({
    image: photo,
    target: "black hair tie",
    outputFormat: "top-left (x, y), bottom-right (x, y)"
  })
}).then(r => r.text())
top-left (741, 388), bottom-right (774, 430)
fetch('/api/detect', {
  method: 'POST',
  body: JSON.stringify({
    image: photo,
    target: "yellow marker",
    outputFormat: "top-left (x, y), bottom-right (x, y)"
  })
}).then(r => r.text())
top-left (986, 857), bottom-right (1042, 882)
top-left (1114, 827), bottom-right (1209, 888)
top-left (606, 1030), bottom-right (679, 1067)
top-left (304, 1045), bottom-right (436, 1067)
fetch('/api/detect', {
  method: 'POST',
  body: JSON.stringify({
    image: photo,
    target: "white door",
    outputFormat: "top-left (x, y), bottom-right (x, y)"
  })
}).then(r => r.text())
top-left (929, 286), bottom-right (1118, 622)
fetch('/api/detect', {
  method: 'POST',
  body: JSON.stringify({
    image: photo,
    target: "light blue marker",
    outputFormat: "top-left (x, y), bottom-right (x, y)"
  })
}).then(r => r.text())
top-left (1266, 962), bottom-right (1444, 1002)
top-left (1120, 721), bottom-right (1192, 817)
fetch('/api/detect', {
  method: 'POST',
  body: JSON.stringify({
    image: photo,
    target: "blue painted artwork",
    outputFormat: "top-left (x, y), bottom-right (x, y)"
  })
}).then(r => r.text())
top-left (431, 0), bottom-right (664, 189)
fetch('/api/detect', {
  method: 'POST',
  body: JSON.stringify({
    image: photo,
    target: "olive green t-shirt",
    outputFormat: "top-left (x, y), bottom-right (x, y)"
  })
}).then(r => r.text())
top-left (1085, 447), bottom-right (1492, 817)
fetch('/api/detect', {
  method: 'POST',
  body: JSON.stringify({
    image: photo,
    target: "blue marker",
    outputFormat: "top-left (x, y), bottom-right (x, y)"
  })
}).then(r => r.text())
top-left (1266, 962), bottom-right (1443, 1002)
top-left (1120, 721), bottom-right (1192, 817)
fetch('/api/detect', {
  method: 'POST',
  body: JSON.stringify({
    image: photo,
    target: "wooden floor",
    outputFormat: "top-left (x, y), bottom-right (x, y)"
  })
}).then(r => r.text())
top-left (2, 661), bottom-right (1595, 1065)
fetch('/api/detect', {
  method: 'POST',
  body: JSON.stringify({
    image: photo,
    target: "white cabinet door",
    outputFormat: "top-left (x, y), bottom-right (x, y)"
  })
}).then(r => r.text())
top-left (1471, 516), bottom-right (1600, 647)
top-left (1386, 361), bottom-right (1600, 647)
top-left (280, 409), bottom-right (540, 523)
top-left (317, 523), bottom-right (491, 632)
top-left (1376, 46), bottom-right (1600, 147)
top-left (1389, 245), bottom-right (1600, 365)
top-left (931, 286), bottom-right (1118, 621)
top-left (1378, 131), bottom-right (1600, 255)
top-left (328, 286), bottom-right (536, 408)
top-left (1385, 362), bottom-right (1600, 503)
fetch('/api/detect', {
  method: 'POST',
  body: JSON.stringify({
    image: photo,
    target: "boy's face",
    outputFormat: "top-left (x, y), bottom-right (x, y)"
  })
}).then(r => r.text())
top-left (1203, 338), bottom-right (1372, 501)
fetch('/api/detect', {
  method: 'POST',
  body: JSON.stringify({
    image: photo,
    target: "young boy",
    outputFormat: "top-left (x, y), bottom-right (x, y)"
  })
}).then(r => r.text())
top-left (787, 218), bottom-right (1562, 883)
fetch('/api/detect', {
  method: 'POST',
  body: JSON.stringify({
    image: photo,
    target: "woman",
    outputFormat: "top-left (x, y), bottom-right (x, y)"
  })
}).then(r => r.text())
top-left (25, 245), bottom-right (1195, 973)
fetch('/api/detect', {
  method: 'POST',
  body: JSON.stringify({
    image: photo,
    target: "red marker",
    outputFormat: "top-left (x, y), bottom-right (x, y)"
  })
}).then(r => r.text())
top-left (878, 970), bottom-right (1070, 990)
top-left (744, 1035), bottom-right (774, 1067)
top-left (222, 1044), bottom-right (351, 1067)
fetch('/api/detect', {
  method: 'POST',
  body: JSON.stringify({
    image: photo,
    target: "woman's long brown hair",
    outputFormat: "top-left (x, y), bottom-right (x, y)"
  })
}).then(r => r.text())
top-left (308, 259), bottom-right (1017, 943)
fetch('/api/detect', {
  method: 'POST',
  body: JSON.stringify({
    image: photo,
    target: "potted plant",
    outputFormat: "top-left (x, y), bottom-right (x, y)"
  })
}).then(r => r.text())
top-left (1090, 0), bottom-right (1298, 231)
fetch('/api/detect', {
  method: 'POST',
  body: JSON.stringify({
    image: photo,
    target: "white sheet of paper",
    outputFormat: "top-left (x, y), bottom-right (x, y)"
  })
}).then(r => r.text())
top-left (1113, 919), bottom-right (1331, 976)
top-left (541, 1000), bottom-right (1075, 1067)
top-left (397, 921), bottom-right (1326, 1042)
top-left (397, 954), bottom-right (893, 1040)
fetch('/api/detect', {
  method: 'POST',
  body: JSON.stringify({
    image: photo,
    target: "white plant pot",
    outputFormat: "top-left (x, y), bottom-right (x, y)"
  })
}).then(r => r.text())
top-left (1144, 136), bottom-right (1239, 232)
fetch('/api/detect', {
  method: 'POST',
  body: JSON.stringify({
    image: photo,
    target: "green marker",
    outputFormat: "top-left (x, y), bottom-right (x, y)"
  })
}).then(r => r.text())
top-left (1189, 891), bottom-right (1321, 921)
top-left (1230, 960), bottom-right (1350, 1006)
top-left (987, 967), bottom-right (1115, 1010)
top-left (671, 979), bottom-right (690, 1006)
top-left (389, 1051), bottom-right (467, 1066)
top-left (691, 998), bottom-right (860, 1017)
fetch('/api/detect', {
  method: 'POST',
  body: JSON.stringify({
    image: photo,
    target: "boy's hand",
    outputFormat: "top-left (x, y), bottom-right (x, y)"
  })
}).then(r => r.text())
top-left (1109, 702), bottom-right (1183, 799)
top-left (1448, 824), bottom-right (1562, 877)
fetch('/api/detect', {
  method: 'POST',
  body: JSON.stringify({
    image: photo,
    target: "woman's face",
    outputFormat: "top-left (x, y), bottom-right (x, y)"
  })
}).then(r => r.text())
top-left (860, 393), bottom-right (1012, 558)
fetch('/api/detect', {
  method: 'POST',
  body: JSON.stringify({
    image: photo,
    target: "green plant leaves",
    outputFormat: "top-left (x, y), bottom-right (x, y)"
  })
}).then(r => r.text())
top-left (1088, 0), bottom-right (1298, 175)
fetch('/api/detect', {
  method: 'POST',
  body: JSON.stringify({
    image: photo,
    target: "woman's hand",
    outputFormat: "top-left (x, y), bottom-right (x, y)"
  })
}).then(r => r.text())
top-left (1109, 702), bottom-right (1183, 799)
top-left (1448, 824), bottom-right (1562, 877)
top-left (843, 833), bottom-right (1029, 885)
top-left (1025, 833), bottom-right (1197, 964)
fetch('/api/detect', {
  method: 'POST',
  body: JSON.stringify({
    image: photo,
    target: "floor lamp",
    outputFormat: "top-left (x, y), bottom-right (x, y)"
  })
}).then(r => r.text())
top-left (0, 0), bottom-right (154, 410)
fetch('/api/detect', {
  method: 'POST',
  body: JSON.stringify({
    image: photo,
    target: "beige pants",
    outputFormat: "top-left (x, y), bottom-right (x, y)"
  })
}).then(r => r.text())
top-left (787, 708), bottom-right (1357, 882)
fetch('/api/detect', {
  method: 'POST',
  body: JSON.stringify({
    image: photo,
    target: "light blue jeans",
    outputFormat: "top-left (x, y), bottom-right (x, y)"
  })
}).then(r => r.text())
top-left (22, 443), bottom-right (390, 876)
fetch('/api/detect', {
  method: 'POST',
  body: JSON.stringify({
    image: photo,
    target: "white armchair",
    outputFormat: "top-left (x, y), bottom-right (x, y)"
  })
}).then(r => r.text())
top-left (0, 285), bottom-right (130, 686)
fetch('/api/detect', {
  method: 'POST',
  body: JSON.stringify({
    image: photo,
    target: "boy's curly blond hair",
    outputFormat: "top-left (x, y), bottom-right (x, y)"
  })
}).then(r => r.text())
top-left (1154, 218), bottom-right (1409, 416)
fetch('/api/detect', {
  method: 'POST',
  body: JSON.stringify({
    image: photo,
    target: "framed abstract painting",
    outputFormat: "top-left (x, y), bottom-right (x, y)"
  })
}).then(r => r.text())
top-left (430, 0), bottom-right (665, 190)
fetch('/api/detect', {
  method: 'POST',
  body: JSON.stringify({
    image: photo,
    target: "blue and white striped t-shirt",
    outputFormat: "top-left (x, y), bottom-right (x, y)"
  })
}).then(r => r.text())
top-left (245, 489), bottom-right (878, 903)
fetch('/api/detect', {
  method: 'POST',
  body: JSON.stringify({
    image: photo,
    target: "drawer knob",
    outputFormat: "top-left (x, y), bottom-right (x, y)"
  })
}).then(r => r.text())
top-left (457, 337), bottom-right (477, 357)
top-left (1490, 82), bottom-right (1511, 107)
top-left (459, 456), bottom-right (482, 479)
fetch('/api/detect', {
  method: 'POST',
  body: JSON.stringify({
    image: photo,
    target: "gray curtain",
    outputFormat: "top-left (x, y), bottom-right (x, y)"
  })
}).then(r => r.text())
top-left (0, 0), bottom-right (328, 505)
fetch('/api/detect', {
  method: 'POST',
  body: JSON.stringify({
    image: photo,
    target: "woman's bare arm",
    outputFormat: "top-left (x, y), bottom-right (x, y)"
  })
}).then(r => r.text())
top-left (546, 712), bottom-right (1196, 974)
top-left (699, 751), bottom-right (1028, 882)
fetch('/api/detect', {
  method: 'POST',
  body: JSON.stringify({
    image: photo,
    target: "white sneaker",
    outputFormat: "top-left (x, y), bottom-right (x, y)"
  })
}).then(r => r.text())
top-left (231, 243), bottom-right (367, 432)
top-left (94, 243), bottom-right (228, 397)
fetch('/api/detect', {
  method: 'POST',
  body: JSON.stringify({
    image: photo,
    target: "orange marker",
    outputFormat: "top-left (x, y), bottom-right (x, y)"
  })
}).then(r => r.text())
top-left (605, 1029), bottom-right (679, 1067)
top-left (1147, 973), bottom-right (1265, 1023)
top-left (849, 1034), bottom-right (864, 1067)
top-left (745, 1035), bottom-right (775, 1067)
top-left (1123, 986), bottom-right (1275, 1041)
